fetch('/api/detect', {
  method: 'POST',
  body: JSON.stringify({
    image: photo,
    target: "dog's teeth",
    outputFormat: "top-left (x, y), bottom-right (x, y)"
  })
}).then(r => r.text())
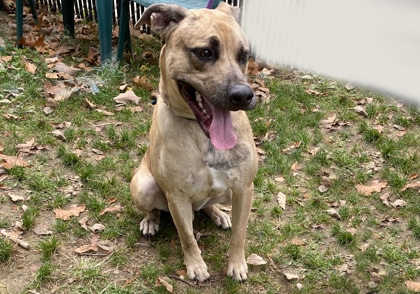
top-left (198, 101), bottom-right (204, 109)
top-left (196, 92), bottom-right (202, 103)
top-left (203, 110), bottom-right (210, 119)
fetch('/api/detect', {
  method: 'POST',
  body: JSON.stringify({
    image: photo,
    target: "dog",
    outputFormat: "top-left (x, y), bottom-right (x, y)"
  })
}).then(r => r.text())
top-left (130, 2), bottom-right (258, 282)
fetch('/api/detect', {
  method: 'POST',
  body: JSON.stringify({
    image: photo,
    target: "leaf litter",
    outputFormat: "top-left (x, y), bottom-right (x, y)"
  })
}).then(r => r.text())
top-left (54, 204), bottom-right (86, 220)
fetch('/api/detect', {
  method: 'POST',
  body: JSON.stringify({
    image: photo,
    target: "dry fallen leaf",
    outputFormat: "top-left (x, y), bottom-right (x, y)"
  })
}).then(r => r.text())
top-left (0, 229), bottom-right (30, 249)
top-left (292, 238), bottom-right (306, 246)
top-left (274, 176), bottom-right (285, 183)
top-left (291, 162), bottom-right (301, 172)
top-left (43, 107), bottom-right (54, 115)
top-left (45, 72), bottom-right (59, 79)
top-left (113, 90), bottom-right (141, 105)
top-left (88, 223), bottom-right (106, 232)
top-left (352, 105), bottom-right (368, 117)
top-left (155, 277), bottom-right (173, 293)
top-left (380, 216), bottom-right (401, 227)
top-left (33, 223), bottom-right (53, 235)
top-left (95, 109), bottom-right (114, 116)
top-left (405, 280), bottom-right (420, 292)
top-left (305, 89), bottom-right (321, 96)
top-left (43, 80), bottom-right (79, 101)
top-left (85, 98), bottom-right (96, 109)
top-left (359, 243), bottom-right (370, 252)
top-left (281, 141), bottom-right (302, 154)
top-left (79, 216), bottom-right (89, 231)
top-left (390, 199), bottom-right (407, 208)
top-left (1, 55), bottom-right (13, 62)
top-left (246, 253), bottom-right (267, 265)
top-left (370, 272), bottom-right (383, 283)
top-left (74, 235), bottom-right (99, 255)
top-left (25, 61), bottom-right (37, 74)
top-left (283, 270), bottom-right (303, 281)
top-left (321, 113), bottom-right (337, 125)
top-left (321, 176), bottom-right (333, 187)
top-left (119, 84), bottom-right (129, 92)
top-left (356, 180), bottom-right (387, 196)
top-left (106, 197), bottom-right (117, 204)
top-left (50, 130), bottom-right (66, 141)
top-left (408, 173), bottom-right (419, 181)
top-left (0, 154), bottom-right (30, 169)
top-left (75, 233), bottom-right (112, 255)
top-left (380, 193), bottom-right (390, 206)
top-left (318, 185), bottom-right (329, 193)
top-left (54, 62), bottom-right (80, 76)
top-left (3, 113), bottom-right (20, 120)
top-left (54, 204), bottom-right (86, 220)
top-left (8, 193), bottom-right (26, 202)
top-left (46, 98), bottom-right (59, 108)
top-left (15, 138), bottom-right (35, 150)
top-left (45, 57), bottom-right (60, 64)
top-left (133, 76), bottom-right (154, 91)
top-left (99, 204), bottom-right (123, 216)
top-left (247, 59), bottom-right (259, 75)
top-left (308, 147), bottom-right (320, 155)
top-left (401, 181), bottom-right (420, 192)
top-left (276, 192), bottom-right (286, 210)
top-left (327, 208), bottom-right (341, 219)
top-left (175, 269), bottom-right (187, 277)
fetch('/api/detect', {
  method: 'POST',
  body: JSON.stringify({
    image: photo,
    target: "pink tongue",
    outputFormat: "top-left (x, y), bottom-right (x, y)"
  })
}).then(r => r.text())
top-left (209, 107), bottom-right (237, 150)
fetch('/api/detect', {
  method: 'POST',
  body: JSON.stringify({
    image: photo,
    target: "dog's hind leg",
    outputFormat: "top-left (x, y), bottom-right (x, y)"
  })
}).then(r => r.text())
top-left (130, 159), bottom-right (168, 236)
top-left (202, 206), bottom-right (232, 230)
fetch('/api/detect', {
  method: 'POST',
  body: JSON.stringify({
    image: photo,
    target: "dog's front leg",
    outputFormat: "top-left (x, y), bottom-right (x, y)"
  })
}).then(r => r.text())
top-left (167, 194), bottom-right (210, 282)
top-left (227, 183), bottom-right (254, 282)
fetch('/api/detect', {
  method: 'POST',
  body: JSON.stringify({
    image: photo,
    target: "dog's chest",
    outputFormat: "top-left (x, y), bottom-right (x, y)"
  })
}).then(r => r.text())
top-left (202, 142), bottom-right (247, 171)
top-left (190, 164), bottom-right (236, 211)
top-left (188, 143), bottom-right (248, 209)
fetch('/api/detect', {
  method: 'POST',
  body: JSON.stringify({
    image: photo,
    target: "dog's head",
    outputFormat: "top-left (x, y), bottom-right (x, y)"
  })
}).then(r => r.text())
top-left (136, 3), bottom-right (256, 150)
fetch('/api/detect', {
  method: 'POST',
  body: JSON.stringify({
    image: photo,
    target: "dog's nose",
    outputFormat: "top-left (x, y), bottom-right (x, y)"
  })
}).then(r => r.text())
top-left (229, 84), bottom-right (255, 110)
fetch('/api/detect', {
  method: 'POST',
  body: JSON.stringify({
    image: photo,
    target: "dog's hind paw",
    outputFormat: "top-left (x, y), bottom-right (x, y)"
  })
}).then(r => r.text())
top-left (140, 210), bottom-right (160, 236)
top-left (203, 206), bottom-right (232, 230)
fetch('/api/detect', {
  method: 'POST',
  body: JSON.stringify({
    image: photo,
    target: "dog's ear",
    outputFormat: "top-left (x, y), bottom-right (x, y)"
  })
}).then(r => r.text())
top-left (134, 4), bottom-right (188, 37)
top-left (215, 2), bottom-right (241, 23)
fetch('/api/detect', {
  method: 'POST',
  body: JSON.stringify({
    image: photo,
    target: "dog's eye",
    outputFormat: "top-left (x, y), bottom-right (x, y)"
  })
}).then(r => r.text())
top-left (194, 48), bottom-right (214, 60)
top-left (238, 51), bottom-right (249, 64)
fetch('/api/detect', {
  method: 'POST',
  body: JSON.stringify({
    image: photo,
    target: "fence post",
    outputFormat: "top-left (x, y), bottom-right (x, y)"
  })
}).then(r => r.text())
top-left (96, 0), bottom-right (113, 62)
top-left (62, 0), bottom-right (75, 36)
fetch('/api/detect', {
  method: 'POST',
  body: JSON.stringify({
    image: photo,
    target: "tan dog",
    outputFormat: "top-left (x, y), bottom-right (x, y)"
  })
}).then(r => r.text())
top-left (130, 2), bottom-right (258, 282)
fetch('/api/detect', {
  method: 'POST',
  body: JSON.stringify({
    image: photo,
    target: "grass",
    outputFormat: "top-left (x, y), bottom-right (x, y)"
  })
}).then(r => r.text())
top-left (0, 238), bottom-right (14, 262)
top-left (0, 9), bottom-right (420, 294)
top-left (38, 236), bottom-right (60, 261)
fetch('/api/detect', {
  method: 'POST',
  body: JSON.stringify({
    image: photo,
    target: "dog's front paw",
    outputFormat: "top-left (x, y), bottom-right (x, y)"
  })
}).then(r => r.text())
top-left (185, 257), bottom-right (210, 282)
top-left (226, 259), bottom-right (248, 282)
top-left (140, 210), bottom-right (160, 237)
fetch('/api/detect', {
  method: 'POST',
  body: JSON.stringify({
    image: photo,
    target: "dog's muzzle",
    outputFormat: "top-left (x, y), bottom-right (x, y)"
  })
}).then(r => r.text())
top-left (178, 81), bottom-right (256, 150)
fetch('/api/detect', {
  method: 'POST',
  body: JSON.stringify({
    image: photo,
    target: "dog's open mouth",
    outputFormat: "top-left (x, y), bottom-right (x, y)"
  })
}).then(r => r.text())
top-left (178, 81), bottom-right (237, 150)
